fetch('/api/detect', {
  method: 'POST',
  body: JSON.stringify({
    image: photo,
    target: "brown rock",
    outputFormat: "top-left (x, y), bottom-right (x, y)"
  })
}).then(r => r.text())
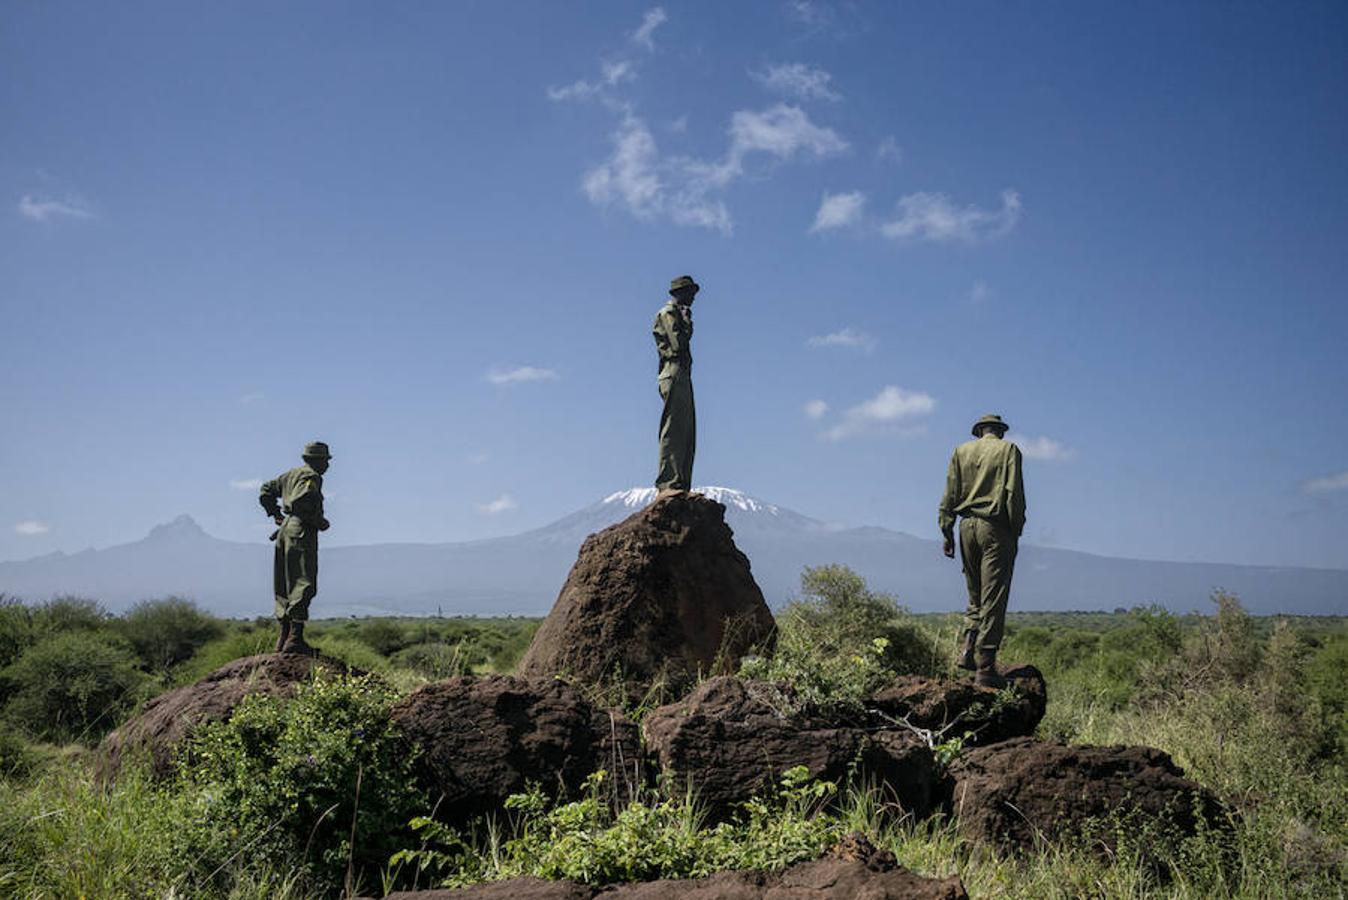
top-left (868, 663), bottom-right (1047, 746)
top-left (98, 652), bottom-right (354, 779)
top-left (383, 858), bottom-right (968, 899)
top-left (516, 492), bottom-right (775, 695)
top-left (390, 675), bottom-right (640, 824)
top-left (642, 677), bottom-right (937, 821)
top-left (947, 736), bottom-right (1229, 855)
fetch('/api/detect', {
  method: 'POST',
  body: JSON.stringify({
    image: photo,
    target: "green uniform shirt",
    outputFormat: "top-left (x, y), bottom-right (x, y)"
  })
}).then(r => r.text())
top-left (652, 300), bottom-right (693, 377)
top-left (938, 434), bottom-right (1026, 537)
top-left (259, 465), bottom-right (327, 528)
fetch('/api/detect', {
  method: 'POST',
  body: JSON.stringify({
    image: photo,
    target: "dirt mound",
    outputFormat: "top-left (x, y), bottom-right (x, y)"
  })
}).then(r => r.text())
top-left (868, 663), bottom-right (1047, 746)
top-left (382, 851), bottom-right (967, 898)
top-left (98, 652), bottom-right (353, 779)
top-left (390, 675), bottom-right (640, 823)
top-left (642, 676), bottom-right (937, 821)
top-left (516, 492), bottom-right (775, 694)
top-left (947, 736), bottom-right (1229, 855)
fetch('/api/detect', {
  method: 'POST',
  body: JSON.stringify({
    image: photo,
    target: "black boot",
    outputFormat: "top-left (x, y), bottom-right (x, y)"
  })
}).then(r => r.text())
top-left (275, 618), bottom-right (292, 653)
top-left (974, 650), bottom-right (1007, 689)
top-left (956, 629), bottom-right (977, 671)
top-left (281, 621), bottom-right (317, 656)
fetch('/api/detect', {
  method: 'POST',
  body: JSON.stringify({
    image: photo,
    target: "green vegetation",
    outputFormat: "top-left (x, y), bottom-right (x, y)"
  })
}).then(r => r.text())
top-left (0, 581), bottom-right (1344, 897)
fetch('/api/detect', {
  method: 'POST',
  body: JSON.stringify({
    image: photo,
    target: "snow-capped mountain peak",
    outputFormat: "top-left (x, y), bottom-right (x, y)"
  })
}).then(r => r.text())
top-left (602, 486), bottom-right (781, 516)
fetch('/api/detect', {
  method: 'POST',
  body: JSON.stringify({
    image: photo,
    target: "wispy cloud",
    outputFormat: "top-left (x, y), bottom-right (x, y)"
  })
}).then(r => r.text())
top-left (823, 385), bottom-right (936, 441)
top-left (487, 366), bottom-right (559, 386)
top-left (1304, 471), bottom-right (1348, 494)
top-left (804, 399), bottom-right (829, 420)
top-left (14, 520), bottom-right (50, 536)
top-left (476, 494), bottom-right (518, 515)
top-left (810, 190), bottom-right (865, 232)
top-left (19, 194), bottom-right (93, 223)
top-left (807, 327), bottom-right (876, 352)
top-left (751, 63), bottom-right (841, 102)
top-left (787, 0), bottom-right (834, 27)
top-left (631, 7), bottom-right (668, 50)
top-left (548, 60), bottom-right (636, 102)
top-left (229, 478), bottom-right (263, 491)
top-left (875, 136), bottom-right (902, 165)
top-left (584, 104), bottom-right (845, 234)
top-left (1008, 434), bottom-right (1076, 462)
top-left (969, 280), bottom-right (992, 304)
top-left (881, 189), bottom-right (1021, 242)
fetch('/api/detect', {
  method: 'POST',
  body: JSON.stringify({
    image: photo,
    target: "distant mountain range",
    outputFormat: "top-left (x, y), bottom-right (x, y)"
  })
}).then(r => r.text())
top-left (2, 487), bottom-right (1344, 617)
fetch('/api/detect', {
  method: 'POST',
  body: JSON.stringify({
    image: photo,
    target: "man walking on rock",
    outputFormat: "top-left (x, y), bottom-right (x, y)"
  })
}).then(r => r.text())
top-left (653, 275), bottom-right (698, 494)
top-left (939, 415), bottom-right (1026, 688)
top-left (259, 441), bottom-right (332, 655)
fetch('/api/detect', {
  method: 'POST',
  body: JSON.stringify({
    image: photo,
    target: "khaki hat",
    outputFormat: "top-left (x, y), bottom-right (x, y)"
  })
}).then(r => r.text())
top-left (669, 275), bottom-right (700, 294)
top-left (302, 441), bottom-right (333, 459)
top-left (971, 414), bottom-right (1008, 436)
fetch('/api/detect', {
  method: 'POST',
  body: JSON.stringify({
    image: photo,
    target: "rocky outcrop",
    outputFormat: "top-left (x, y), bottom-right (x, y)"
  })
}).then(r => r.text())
top-left (867, 663), bottom-right (1047, 746)
top-left (390, 675), bottom-right (640, 823)
top-left (516, 492), bottom-right (775, 694)
top-left (98, 652), bottom-right (353, 778)
top-left (947, 737), bottom-right (1229, 855)
top-left (642, 677), bottom-right (937, 821)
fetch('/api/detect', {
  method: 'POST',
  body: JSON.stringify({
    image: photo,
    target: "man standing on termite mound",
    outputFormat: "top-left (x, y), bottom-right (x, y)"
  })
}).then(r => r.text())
top-left (939, 415), bottom-right (1026, 688)
top-left (259, 441), bottom-right (332, 655)
top-left (653, 275), bottom-right (698, 494)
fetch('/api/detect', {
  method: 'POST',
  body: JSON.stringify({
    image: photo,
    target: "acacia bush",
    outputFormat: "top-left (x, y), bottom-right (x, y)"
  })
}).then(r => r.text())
top-left (116, 597), bottom-right (226, 673)
top-left (0, 631), bottom-right (150, 743)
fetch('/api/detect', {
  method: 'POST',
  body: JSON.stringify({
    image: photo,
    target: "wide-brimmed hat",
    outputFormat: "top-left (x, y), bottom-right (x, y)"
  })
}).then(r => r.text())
top-left (971, 414), bottom-right (1008, 436)
top-left (669, 275), bottom-right (700, 295)
top-left (302, 441), bottom-right (333, 459)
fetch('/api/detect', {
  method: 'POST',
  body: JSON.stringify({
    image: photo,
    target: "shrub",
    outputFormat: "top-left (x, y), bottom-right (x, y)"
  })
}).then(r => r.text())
top-left (0, 595), bottom-right (35, 670)
top-left (171, 626), bottom-right (277, 685)
top-left (179, 673), bottom-right (424, 894)
top-left (354, 619), bottom-right (410, 656)
top-left (392, 641), bottom-right (474, 679)
top-left (31, 595), bottom-right (110, 635)
top-left (0, 632), bottom-right (150, 743)
top-left (116, 597), bottom-right (226, 673)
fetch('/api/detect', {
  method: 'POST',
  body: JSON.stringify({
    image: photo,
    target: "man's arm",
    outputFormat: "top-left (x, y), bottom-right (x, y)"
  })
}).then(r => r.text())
top-left (259, 478), bottom-right (283, 523)
top-left (657, 308), bottom-right (689, 359)
top-left (1006, 444), bottom-right (1026, 538)
top-left (288, 473), bottom-right (326, 528)
top-left (938, 451), bottom-right (960, 557)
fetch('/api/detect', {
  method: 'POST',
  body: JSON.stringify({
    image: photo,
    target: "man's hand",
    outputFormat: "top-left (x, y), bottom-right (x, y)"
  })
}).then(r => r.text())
top-left (942, 535), bottom-right (955, 558)
top-left (318, 518), bottom-right (330, 532)
top-left (272, 513), bottom-right (285, 526)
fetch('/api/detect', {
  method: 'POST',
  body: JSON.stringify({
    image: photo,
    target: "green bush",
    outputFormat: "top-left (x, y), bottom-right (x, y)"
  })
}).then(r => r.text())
top-left (171, 626), bottom-right (277, 685)
top-left (179, 673), bottom-right (424, 893)
top-left (0, 729), bottom-right (38, 781)
top-left (0, 595), bottom-right (35, 670)
top-left (31, 595), bottom-right (110, 635)
top-left (392, 641), bottom-right (474, 679)
top-left (394, 766), bottom-right (840, 888)
top-left (117, 597), bottom-right (226, 673)
top-left (353, 619), bottom-right (410, 656)
top-left (0, 631), bottom-right (150, 743)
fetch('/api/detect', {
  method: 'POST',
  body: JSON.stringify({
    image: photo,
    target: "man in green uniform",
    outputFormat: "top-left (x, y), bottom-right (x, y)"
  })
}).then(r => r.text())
top-left (259, 441), bottom-right (332, 655)
top-left (939, 415), bottom-right (1026, 688)
top-left (653, 275), bottom-right (698, 493)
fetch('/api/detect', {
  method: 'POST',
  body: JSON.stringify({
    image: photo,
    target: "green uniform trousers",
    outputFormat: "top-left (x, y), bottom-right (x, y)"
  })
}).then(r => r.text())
top-left (959, 516), bottom-right (1017, 654)
top-left (274, 517), bottom-right (319, 622)
top-left (657, 365), bottom-right (696, 491)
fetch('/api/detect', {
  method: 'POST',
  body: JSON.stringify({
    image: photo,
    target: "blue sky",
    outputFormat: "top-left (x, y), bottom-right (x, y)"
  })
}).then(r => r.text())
top-left (2, 1), bottom-right (1346, 572)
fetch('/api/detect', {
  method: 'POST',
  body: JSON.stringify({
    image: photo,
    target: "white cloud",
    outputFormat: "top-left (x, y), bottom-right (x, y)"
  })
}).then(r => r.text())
top-left (1008, 434), bottom-right (1076, 462)
top-left (810, 190), bottom-right (865, 232)
top-left (487, 366), bottom-right (559, 385)
top-left (548, 59), bottom-right (636, 101)
top-left (632, 7), bottom-right (668, 50)
top-left (229, 478), bottom-right (263, 491)
top-left (14, 521), bottom-right (50, 536)
top-left (875, 136), bottom-right (902, 164)
top-left (583, 115), bottom-right (666, 220)
top-left (1304, 471), bottom-right (1348, 494)
top-left (19, 194), bottom-right (93, 223)
top-left (724, 103), bottom-right (847, 173)
top-left (752, 63), bottom-right (841, 102)
top-left (824, 385), bottom-right (936, 441)
top-left (881, 189), bottom-right (1022, 242)
top-left (476, 494), bottom-right (518, 515)
top-left (804, 399), bottom-right (829, 420)
top-left (787, 0), bottom-right (833, 27)
top-left (806, 327), bottom-right (876, 352)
